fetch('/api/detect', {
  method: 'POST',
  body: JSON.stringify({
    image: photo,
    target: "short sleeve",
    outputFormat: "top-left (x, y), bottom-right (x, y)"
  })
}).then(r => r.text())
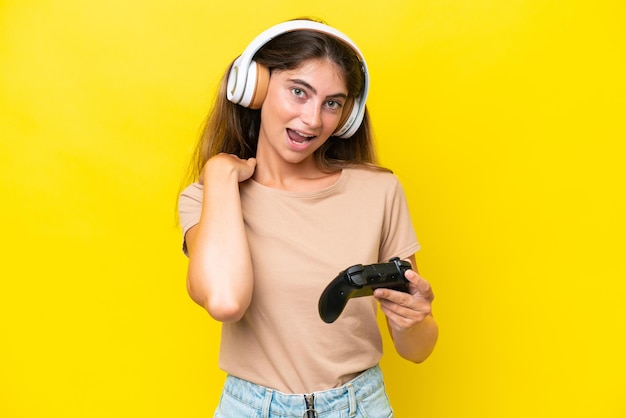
top-left (178, 182), bottom-right (204, 255)
top-left (379, 176), bottom-right (420, 262)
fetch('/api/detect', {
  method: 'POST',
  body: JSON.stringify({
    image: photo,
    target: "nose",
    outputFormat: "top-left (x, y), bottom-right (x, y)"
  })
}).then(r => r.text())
top-left (300, 101), bottom-right (322, 129)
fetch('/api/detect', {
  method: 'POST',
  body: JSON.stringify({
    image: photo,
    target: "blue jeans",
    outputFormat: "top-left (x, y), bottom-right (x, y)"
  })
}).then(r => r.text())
top-left (214, 365), bottom-right (394, 418)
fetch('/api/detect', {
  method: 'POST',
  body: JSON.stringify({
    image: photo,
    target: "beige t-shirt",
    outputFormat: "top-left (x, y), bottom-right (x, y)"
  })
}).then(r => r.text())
top-left (178, 167), bottom-right (420, 394)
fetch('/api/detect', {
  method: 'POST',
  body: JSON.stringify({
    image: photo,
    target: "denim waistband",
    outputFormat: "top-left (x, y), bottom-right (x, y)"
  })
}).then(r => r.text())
top-left (222, 364), bottom-right (385, 416)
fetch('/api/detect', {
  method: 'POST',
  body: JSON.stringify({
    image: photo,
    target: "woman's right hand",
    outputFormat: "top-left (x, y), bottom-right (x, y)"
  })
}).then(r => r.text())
top-left (199, 153), bottom-right (257, 185)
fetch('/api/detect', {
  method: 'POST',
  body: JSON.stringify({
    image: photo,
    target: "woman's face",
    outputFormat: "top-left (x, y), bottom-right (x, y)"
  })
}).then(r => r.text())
top-left (257, 58), bottom-right (348, 168)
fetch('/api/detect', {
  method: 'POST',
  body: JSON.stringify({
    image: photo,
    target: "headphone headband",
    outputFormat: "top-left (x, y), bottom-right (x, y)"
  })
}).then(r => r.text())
top-left (226, 20), bottom-right (369, 138)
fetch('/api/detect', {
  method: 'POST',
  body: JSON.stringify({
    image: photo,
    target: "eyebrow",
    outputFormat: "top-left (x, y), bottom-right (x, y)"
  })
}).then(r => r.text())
top-left (289, 78), bottom-right (348, 100)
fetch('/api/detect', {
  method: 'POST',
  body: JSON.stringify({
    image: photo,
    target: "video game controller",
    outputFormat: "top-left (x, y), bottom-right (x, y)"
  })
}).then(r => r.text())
top-left (318, 257), bottom-right (412, 323)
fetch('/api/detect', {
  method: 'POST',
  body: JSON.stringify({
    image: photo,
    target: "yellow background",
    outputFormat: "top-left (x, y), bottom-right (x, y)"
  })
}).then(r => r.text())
top-left (1, 0), bottom-right (624, 417)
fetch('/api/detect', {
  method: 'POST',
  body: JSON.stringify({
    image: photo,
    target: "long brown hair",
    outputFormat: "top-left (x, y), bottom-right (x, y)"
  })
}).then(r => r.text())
top-left (183, 20), bottom-right (384, 186)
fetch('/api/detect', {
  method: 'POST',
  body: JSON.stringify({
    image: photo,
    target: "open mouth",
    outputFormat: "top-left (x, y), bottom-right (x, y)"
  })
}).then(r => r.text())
top-left (287, 128), bottom-right (316, 144)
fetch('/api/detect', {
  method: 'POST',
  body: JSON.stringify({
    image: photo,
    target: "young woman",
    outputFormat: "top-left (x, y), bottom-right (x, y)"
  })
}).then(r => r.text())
top-left (178, 18), bottom-right (438, 417)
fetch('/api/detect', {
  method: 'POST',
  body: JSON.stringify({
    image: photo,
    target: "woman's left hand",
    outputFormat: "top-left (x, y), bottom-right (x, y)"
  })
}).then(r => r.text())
top-left (373, 269), bottom-right (435, 332)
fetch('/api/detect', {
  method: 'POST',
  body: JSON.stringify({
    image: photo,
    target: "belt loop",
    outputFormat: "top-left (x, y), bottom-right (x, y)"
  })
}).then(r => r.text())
top-left (347, 383), bottom-right (356, 417)
top-left (262, 388), bottom-right (273, 418)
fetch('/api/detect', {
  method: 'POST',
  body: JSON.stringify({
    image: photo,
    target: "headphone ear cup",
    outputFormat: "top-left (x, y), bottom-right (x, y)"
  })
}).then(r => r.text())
top-left (248, 63), bottom-right (269, 109)
top-left (334, 97), bottom-right (355, 137)
top-left (226, 57), bottom-right (244, 105)
top-left (236, 61), bottom-right (269, 109)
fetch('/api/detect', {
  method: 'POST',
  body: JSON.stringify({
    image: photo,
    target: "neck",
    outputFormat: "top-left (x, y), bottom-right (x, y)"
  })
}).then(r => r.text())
top-left (252, 156), bottom-right (342, 192)
top-left (253, 159), bottom-right (315, 189)
top-left (252, 138), bottom-right (320, 188)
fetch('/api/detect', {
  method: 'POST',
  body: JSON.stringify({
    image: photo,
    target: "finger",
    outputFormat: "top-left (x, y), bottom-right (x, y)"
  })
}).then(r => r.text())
top-left (377, 290), bottom-right (432, 312)
top-left (378, 295), bottom-right (415, 314)
top-left (379, 304), bottom-right (415, 330)
top-left (417, 279), bottom-right (434, 301)
top-left (373, 287), bottom-right (413, 306)
top-left (403, 269), bottom-right (421, 285)
top-left (378, 297), bottom-right (431, 325)
top-left (404, 270), bottom-right (434, 301)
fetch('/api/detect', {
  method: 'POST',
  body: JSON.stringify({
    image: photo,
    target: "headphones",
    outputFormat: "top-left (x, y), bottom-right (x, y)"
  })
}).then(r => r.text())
top-left (226, 20), bottom-right (369, 138)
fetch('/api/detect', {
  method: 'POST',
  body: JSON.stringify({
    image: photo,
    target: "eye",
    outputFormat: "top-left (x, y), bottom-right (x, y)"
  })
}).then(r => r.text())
top-left (325, 100), bottom-right (343, 111)
top-left (291, 88), bottom-right (306, 98)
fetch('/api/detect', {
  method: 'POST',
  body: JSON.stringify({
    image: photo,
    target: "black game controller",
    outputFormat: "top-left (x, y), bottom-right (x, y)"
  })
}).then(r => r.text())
top-left (318, 257), bottom-right (412, 323)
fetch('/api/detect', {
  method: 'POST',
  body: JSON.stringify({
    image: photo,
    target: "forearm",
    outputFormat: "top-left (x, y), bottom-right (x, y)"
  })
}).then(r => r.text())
top-left (186, 165), bottom-right (253, 322)
top-left (389, 314), bottom-right (439, 363)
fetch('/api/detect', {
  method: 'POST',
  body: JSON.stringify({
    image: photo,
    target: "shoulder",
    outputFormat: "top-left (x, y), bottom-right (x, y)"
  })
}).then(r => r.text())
top-left (343, 166), bottom-right (401, 188)
top-left (342, 166), bottom-right (412, 209)
top-left (179, 182), bottom-right (203, 202)
top-left (178, 182), bottom-right (204, 217)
